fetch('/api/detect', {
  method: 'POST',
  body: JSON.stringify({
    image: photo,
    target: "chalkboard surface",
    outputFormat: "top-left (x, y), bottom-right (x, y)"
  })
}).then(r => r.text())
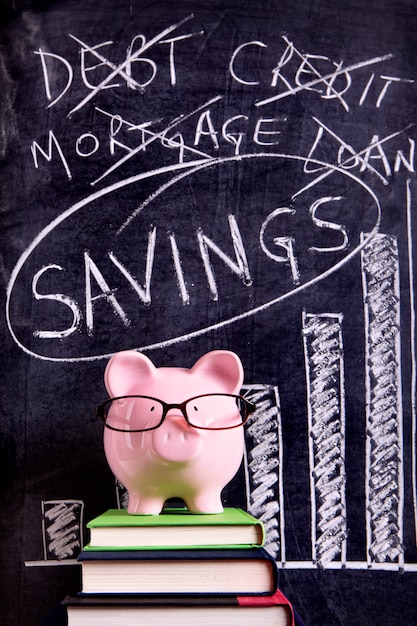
top-left (1, 0), bottom-right (417, 623)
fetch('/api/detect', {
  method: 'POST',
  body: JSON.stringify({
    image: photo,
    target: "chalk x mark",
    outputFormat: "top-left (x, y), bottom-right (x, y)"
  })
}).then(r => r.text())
top-left (92, 95), bottom-right (222, 185)
top-left (277, 35), bottom-right (351, 112)
top-left (256, 53), bottom-right (394, 107)
top-left (293, 120), bottom-right (415, 198)
top-left (96, 106), bottom-right (214, 163)
top-left (69, 34), bottom-right (149, 93)
top-left (68, 14), bottom-right (195, 117)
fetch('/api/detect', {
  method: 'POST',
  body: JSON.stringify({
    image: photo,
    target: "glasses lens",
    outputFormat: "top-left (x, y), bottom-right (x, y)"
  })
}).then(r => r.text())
top-left (104, 397), bottom-right (164, 431)
top-left (185, 394), bottom-right (246, 429)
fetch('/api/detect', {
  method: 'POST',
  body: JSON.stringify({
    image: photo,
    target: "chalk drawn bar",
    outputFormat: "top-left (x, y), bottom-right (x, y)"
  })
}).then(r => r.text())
top-left (405, 180), bottom-right (417, 543)
top-left (361, 232), bottom-right (405, 566)
top-left (116, 478), bottom-right (129, 509)
top-left (41, 500), bottom-right (84, 561)
top-left (302, 312), bottom-right (347, 569)
top-left (242, 384), bottom-right (284, 562)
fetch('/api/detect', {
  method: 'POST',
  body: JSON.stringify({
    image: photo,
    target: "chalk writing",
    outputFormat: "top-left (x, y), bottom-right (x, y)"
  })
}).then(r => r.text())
top-left (34, 15), bottom-right (200, 113)
top-left (6, 154), bottom-right (382, 361)
top-left (250, 36), bottom-right (413, 111)
top-left (6, 15), bottom-right (414, 361)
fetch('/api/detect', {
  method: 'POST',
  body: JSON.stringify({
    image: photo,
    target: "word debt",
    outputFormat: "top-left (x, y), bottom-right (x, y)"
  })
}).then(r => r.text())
top-left (30, 200), bottom-right (352, 339)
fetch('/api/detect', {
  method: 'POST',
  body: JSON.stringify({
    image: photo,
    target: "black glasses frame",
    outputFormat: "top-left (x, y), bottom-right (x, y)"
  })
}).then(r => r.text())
top-left (96, 393), bottom-right (256, 432)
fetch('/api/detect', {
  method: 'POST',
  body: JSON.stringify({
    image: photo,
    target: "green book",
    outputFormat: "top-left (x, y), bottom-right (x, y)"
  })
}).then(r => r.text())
top-left (85, 507), bottom-right (265, 550)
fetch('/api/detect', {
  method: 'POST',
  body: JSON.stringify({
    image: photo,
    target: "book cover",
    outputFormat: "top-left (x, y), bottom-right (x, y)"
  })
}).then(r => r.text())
top-left (64, 588), bottom-right (296, 626)
top-left (86, 507), bottom-right (265, 550)
top-left (77, 547), bottom-right (278, 595)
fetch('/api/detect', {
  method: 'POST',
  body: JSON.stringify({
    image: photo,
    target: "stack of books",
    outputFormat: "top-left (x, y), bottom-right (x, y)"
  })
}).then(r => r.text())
top-left (63, 507), bottom-right (296, 625)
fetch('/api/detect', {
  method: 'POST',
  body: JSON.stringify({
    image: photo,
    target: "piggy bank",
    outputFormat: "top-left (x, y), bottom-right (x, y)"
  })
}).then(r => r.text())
top-left (97, 350), bottom-right (253, 515)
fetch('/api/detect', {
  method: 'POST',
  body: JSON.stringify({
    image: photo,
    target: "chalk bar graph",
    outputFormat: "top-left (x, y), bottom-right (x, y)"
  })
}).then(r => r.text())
top-left (241, 229), bottom-right (411, 570)
top-left (24, 231), bottom-right (416, 571)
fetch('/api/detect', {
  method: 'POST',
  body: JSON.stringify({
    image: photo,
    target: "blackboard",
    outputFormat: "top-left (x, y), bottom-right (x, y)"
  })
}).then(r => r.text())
top-left (1, 0), bottom-right (417, 623)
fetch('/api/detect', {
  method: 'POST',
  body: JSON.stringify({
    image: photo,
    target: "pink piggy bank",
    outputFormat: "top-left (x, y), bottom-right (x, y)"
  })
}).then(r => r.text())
top-left (96, 350), bottom-right (255, 515)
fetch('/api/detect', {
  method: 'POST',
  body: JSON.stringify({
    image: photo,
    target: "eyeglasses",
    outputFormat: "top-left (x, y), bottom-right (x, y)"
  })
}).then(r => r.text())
top-left (96, 393), bottom-right (256, 432)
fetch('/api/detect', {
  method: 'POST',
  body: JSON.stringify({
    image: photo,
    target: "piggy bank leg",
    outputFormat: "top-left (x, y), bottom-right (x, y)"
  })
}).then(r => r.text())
top-left (186, 490), bottom-right (224, 514)
top-left (128, 492), bottom-right (165, 515)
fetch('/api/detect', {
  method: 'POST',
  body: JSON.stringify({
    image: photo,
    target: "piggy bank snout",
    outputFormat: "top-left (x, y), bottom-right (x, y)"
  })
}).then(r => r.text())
top-left (163, 408), bottom-right (192, 426)
top-left (151, 411), bottom-right (203, 463)
top-left (155, 407), bottom-right (200, 434)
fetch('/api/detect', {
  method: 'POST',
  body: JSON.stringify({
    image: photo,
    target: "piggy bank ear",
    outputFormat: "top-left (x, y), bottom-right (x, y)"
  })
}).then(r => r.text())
top-left (104, 350), bottom-right (156, 397)
top-left (191, 350), bottom-right (244, 393)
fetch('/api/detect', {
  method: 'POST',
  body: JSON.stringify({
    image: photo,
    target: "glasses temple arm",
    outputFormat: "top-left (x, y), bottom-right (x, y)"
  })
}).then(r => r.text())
top-left (245, 400), bottom-right (257, 415)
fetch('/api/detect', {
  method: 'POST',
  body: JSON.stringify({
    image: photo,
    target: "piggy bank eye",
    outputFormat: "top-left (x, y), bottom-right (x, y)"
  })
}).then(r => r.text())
top-left (128, 397), bottom-right (164, 430)
top-left (185, 394), bottom-right (251, 429)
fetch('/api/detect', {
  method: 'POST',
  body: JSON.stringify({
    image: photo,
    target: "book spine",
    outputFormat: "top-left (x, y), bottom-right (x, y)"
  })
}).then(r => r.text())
top-left (77, 547), bottom-right (274, 561)
top-left (237, 589), bottom-right (295, 625)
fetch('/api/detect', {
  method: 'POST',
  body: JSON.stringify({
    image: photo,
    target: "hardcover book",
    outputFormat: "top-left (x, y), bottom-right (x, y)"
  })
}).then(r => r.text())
top-left (64, 588), bottom-right (295, 626)
top-left (85, 507), bottom-right (265, 550)
top-left (77, 547), bottom-right (278, 595)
